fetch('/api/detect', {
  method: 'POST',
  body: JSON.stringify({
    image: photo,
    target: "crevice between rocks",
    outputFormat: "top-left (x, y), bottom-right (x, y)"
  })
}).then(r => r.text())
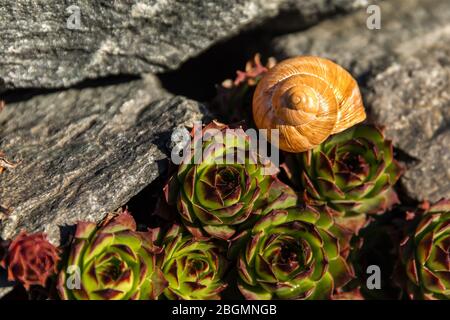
top-left (1, 74), bottom-right (141, 104)
top-left (157, 9), bottom-right (354, 103)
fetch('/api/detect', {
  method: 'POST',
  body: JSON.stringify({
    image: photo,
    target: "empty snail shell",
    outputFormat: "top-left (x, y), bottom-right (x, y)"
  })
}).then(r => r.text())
top-left (252, 56), bottom-right (366, 153)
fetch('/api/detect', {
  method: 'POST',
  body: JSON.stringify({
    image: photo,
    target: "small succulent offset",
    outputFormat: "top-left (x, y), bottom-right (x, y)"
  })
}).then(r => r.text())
top-left (214, 54), bottom-right (276, 123)
top-left (165, 121), bottom-right (296, 241)
top-left (159, 225), bottom-right (227, 300)
top-left (231, 205), bottom-right (354, 300)
top-left (57, 211), bottom-right (167, 300)
top-left (288, 124), bottom-right (403, 232)
top-left (1, 231), bottom-right (59, 290)
top-left (399, 200), bottom-right (450, 300)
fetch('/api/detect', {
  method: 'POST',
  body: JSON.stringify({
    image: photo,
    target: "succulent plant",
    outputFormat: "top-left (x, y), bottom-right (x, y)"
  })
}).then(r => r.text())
top-left (399, 199), bottom-right (450, 300)
top-left (57, 211), bottom-right (167, 300)
top-left (287, 124), bottom-right (403, 232)
top-left (159, 225), bottom-right (227, 300)
top-left (1, 231), bottom-right (59, 290)
top-left (213, 54), bottom-right (276, 123)
top-left (231, 205), bottom-right (354, 300)
top-left (165, 121), bottom-right (297, 240)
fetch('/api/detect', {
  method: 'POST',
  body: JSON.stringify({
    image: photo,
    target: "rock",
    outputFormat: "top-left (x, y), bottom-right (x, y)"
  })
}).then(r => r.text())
top-left (272, 0), bottom-right (450, 79)
top-left (0, 287), bottom-right (13, 299)
top-left (0, 272), bottom-right (13, 298)
top-left (266, 0), bottom-right (376, 33)
top-left (0, 0), bottom-right (381, 91)
top-left (365, 40), bottom-right (450, 202)
top-left (0, 0), bottom-right (285, 90)
top-left (0, 74), bottom-right (209, 245)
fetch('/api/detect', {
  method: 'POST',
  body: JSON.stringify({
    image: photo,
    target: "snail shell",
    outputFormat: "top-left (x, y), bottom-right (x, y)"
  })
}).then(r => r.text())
top-left (252, 56), bottom-right (366, 153)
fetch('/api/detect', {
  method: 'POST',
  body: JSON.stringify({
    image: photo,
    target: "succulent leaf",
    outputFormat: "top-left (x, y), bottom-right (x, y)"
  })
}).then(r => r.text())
top-left (399, 200), bottom-right (450, 300)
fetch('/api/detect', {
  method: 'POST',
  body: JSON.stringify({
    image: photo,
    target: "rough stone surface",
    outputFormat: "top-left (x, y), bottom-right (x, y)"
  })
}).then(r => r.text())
top-left (0, 75), bottom-right (208, 245)
top-left (0, 0), bottom-right (376, 91)
top-left (0, 286), bottom-right (12, 299)
top-left (0, 0), bottom-right (285, 90)
top-left (273, 0), bottom-right (450, 79)
top-left (267, 0), bottom-right (376, 33)
top-left (0, 272), bottom-right (13, 298)
top-left (365, 39), bottom-right (450, 202)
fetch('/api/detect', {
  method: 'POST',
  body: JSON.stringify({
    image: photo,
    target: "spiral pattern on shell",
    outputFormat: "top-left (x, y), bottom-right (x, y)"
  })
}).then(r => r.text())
top-left (252, 56), bottom-right (366, 153)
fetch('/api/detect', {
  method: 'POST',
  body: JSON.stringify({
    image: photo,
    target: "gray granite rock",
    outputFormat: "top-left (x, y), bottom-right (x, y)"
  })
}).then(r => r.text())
top-left (267, 0), bottom-right (377, 33)
top-left (0, 287), bottom-right (13, 298)
top-left (365, 42), bottom-right (450, 202)
top-left (0, 74), bottom-right (208, 245)
top-left (0, 0), bottom-right (380, 91)
top-left (273, 0), bottom-right (450, 79)
top-left (0, 0), bottom-right (285, 90)
top-left (0, 271), bottom-right (13, 298)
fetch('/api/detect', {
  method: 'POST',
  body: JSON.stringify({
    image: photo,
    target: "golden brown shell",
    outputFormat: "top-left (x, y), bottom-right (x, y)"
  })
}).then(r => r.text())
top-left (252, 56), bottom-right (366, 153)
